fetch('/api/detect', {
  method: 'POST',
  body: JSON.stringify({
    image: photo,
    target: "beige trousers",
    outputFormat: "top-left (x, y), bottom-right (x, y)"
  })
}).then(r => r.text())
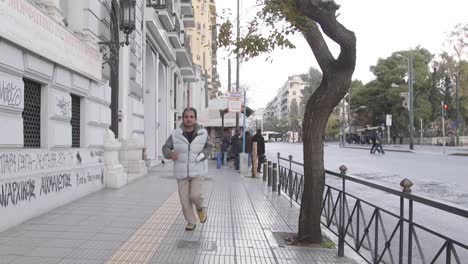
top-left (177, 177), bottom-right (205, 224)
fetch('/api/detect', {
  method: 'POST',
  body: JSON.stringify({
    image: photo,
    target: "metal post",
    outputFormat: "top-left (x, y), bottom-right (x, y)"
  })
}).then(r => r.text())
top-left (263, 160), bottom-right (267, 181)
top-left (242, 89), bottom-right (246, 153)
top-left (277, 153), bottom-right (281, 194)
top-left (420, 118), bottom-right (423, 145)
top-left (399, 197), bottom-right (405, 264)
top-left (442, 101), bottom-right (446, 154)
top-left (408, 55), bottom-right (414, 150)
top-left (228, 59), bottom-right (231, 92)
top-left (341, 99), bottom-right (346, 147)
top-left (272, 163), bottom-right (277, 191)
top-left (338, 165), bottom-right (347, 257)
top-left (456, 73), bottom-right (460, 146)
top-left (408, 200), bottom-right (413, 264)
top-left (267, 161), bottom-right (272, 186)
top-left (235, 0), bottom-right (240, 131)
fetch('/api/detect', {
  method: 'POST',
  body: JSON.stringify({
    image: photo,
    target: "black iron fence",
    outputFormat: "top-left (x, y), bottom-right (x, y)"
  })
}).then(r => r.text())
top-left (259, 153), bottom-right (468, 263)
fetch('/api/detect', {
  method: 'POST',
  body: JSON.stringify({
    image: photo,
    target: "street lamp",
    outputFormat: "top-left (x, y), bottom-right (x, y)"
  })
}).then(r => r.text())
top-left (119, 0), bottom-right (137, 46)
top-left (396, 54), bottom-right (415, 150)
top-left (98, 0), bottom-right (137, 62)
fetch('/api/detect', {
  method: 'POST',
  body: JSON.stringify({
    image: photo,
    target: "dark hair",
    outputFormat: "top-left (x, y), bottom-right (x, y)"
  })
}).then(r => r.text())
top-left (256, 129), bottom-right (261, 134)
top-left (182, 107), bottom-right (197, 119)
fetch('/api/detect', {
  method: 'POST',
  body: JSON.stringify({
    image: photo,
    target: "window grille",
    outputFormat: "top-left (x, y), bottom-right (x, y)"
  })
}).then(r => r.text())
top-left (23, 79), bottom-right (41, 148)
top-left (71, 94), bottom-right (80, 148)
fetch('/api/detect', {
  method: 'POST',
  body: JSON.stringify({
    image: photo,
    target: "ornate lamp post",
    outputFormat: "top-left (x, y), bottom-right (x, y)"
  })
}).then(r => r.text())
top-left (119, 0), bottom-right (137, 46)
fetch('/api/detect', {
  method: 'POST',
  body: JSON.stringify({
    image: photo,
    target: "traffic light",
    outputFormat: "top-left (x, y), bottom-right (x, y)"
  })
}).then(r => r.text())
top-left (443, 103), bottom-right (449, 118)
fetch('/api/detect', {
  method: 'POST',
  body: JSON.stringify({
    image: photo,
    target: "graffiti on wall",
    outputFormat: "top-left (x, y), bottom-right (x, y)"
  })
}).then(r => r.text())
top-left (55, 96), bottom-right (71, 117)
top-left (0, 80), bottom-right (22, 107)
top-left (0, 151), bottom-right (76, 175)
top-left (0, 167), bottom-right (104, 208)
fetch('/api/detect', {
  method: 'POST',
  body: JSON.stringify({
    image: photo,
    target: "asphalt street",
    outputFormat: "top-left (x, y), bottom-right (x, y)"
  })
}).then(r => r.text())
top-left (264, 142), bottom-right (468, 262)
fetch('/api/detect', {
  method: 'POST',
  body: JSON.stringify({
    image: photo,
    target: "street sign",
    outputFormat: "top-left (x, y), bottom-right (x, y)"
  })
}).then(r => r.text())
top-left (228, 92), bottom-right (243, 112)
top-left (228, 100), bottom-right (242, 112)
top-left (386, 114), bottom-right (392, 126)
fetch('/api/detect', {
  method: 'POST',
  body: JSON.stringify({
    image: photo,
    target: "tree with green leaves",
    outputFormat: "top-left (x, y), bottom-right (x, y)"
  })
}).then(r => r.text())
top-left (218, 0), bottom-right (356, 243)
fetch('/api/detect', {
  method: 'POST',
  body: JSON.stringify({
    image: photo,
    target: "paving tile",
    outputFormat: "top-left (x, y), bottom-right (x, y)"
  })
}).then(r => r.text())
top-left (2, 162), bottom-right (359, 264)
top-left (25, 246), bottom-right (74, 258)
top-left (8, 256), bottom-right (61, 264)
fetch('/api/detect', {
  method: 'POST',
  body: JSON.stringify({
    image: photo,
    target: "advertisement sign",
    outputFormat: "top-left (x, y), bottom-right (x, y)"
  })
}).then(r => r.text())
top-left (228, 92), bottom-right (242, 112)
top-left (0, 0), bottom-right (102, 81)
top-left (228, 100), bottom-right (242, 112)
top-left (386, 114), bottom-right (392, 126)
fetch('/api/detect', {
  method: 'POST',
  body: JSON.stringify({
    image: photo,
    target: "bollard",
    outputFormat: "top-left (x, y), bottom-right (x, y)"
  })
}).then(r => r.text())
top-left (263, 160), bottom-right (268, 181)
top-left (267, 161), bottom-right (272, 186)
top-left (272, 163), bottom-right (277, 191)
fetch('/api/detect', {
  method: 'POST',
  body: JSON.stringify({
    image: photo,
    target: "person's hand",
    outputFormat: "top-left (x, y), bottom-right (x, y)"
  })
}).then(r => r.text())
top-left (196, 153), bottom-right (205, 162)
top-left (171, 152), bottom-right (179, 161)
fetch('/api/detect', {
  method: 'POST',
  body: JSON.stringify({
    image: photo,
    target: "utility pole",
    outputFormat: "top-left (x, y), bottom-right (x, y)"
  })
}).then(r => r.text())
top-left (228, 59), bottom-right (231, 92)
top-left (235, 0), bottom-right (240, 131)
top-left (347, 87), bottom-right (352, 143)
top-left (456, 72), bottom-right (460, 146)
top-left (442, 101), bottom-right (446, 154)
top-left (408, 55), bottom-right (415, 150)
top-left (341, 99), bottom-right (346, 147)
top-left (420, 118), bottom-right (423, 145)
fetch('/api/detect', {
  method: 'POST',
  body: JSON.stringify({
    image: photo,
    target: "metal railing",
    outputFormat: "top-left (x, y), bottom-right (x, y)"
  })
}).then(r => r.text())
top-left (259, 153), bottom-right (468, 263)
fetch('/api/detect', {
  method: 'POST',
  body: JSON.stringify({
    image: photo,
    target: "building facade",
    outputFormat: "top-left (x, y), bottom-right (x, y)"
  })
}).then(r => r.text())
top-left (0, 0), bottom-right (209, 231)
top-left (263, 75), bottom-right (305, 125)
top-left (186, 0), bottom-right (220, 100)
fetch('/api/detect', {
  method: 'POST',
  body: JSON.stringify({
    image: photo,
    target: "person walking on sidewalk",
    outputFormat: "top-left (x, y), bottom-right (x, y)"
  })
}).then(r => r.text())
top-left (162, 107), bottom-right (213, 231)
top-left (252, 129), bottom-right (265, 173)
top-left (231, 129), bottom-right (242, 170)
top-left (221, 130), bottom-right (230, 166)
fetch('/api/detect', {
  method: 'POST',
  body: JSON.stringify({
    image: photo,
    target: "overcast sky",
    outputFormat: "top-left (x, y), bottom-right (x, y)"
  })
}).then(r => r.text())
top-left (215, 0), bottom-right (468, 109)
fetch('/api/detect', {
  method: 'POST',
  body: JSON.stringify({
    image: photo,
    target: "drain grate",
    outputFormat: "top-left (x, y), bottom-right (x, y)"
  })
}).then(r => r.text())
top-left (177, 240), bottom-right (217, 251)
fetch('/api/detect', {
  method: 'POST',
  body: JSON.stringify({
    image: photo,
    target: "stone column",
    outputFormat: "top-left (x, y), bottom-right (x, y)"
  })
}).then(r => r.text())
top-left (104, 129), bottom-right (128, 188)
top-left (120, 133), bottom-right (148, 182)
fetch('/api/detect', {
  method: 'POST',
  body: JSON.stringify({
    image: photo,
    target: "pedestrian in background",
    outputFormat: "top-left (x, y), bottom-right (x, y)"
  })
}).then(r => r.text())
top-left (245, 131), bottom-right (252, 168)
top-left (252, 129), bottom-right (265, 173)
top-left (231, 129), bottom-right (242, 170)
top-left (162, 107), bottom-right (213, 231)
top-left (221, 130), bottom-right (230, 166)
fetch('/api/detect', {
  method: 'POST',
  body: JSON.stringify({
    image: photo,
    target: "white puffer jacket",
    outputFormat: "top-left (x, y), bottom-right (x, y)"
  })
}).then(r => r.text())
top-left (162, 124), bottom-right (212, 179)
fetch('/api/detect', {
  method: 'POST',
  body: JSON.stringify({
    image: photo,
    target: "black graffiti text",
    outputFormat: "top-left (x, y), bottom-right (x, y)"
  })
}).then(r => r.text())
top-left (40, 173), bottom-right (72, 195)
top-left (0, 151), bottom-right (75, 174)
top-left (0, 179), bottom-right (36, 207)
top-left (0, 80), bottom-right (22, 107)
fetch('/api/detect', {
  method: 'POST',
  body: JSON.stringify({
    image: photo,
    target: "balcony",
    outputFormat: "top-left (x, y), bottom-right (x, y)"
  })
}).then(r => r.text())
top-left (209, 0), bottom-right (216, 14)
top-left (176, 34), bottom-right (192, 68)
top-left (180, 0), bottom-right (194, 16)
top-left (167, 17), bottom-right (182, 48)
top-left (148, 0), bottom-right (174, 31)
top-left (182, 14), bottom-right (195, 28)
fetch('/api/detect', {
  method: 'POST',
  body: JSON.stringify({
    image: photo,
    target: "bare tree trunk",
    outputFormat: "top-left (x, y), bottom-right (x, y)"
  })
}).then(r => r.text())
top-left (291, 0), bottom-right (356, 243)
top-left (298, 74), bottom-right (352, 243)
top-left (298, 106), bottom-right (328, 242)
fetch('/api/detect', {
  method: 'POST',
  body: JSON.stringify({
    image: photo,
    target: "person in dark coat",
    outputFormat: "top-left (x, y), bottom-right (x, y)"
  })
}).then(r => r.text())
top-left (221, 131), bottom-right (230, 165)
top-left (251, 129), bottom-right (265, 173)
top-left (245, 131), bottom-right (252, 168)
top-left (230, 129), bottom-right (242, 170)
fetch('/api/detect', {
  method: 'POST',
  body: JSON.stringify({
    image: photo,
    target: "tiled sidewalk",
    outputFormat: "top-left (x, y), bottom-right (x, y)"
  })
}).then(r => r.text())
top-left (0, 162), bottom-right (357, 264)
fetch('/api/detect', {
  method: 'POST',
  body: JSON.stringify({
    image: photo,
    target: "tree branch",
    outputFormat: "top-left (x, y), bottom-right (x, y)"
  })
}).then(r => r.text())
top-left (296, 20), bottom-right (334, 72)
top-left (295, 0), bottom-right (356, 69)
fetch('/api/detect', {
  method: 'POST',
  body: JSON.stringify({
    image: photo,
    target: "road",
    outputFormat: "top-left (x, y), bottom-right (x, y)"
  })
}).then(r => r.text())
top-left (264, 142), bottom-right (468, 262)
